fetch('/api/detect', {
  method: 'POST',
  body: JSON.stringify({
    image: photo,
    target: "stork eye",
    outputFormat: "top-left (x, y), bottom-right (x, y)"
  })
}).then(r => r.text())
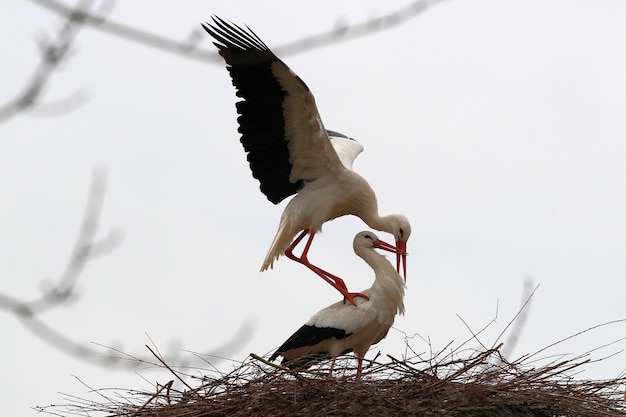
top-left (399, 228), bottom-right (404, 239)
top-left (364, 234), bottom-right (372, 240)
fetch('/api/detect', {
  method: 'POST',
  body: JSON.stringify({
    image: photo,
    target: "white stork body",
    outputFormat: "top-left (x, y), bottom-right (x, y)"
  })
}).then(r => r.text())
top-left (203, 18), bottom-right (411, 304)
top-left (269, 231), bottom-right (406, 380)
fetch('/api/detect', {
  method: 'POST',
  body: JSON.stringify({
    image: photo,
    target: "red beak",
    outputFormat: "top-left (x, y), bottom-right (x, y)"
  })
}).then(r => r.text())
top-left (373, 239), bottom-right (407, 281)
top-left (395, 240), bottom-right (407, 281)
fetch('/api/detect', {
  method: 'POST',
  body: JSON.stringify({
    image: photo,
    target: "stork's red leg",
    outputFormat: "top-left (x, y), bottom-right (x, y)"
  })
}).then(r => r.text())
top-left (356, 357), bottom-right (364, 381)
top-left (307, 263), bottom-right (369, 306)
top-left (310, 264), bottom-right (369, 306)
top-left (284, 229), bottom-right (310, 260)
top-left (285, 230), bottom-right (368, 306)
top-left (328, 357), bottom-right (336, 377)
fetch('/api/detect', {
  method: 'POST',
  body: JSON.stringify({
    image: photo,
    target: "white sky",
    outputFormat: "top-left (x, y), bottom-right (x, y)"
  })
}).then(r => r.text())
top-left (2, 1), bottom-right (626, 414)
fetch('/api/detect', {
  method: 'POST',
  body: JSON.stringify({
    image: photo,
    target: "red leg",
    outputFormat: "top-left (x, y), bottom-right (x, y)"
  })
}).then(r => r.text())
top-left (300, 229), bottom-right (315, 261)
top-left (328, 357), bottom-right (336, 377)
top-left (284, 229), bottom-right (310, 261)
top-left (285, 230), bottom-right (369, 306)
top-left (356, 357), bottom-right (363, 381)
top-left (310, 264), bottom-right (369, 306)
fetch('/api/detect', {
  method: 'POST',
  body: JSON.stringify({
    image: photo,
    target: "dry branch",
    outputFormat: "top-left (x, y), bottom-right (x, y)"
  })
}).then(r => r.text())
top-left (0, 168), bottom-right (255, 370)
top-left (4, 0), bottom-right (446, 123)
top-left (0, 0), bottom-right (94, 122)
top-left (28, 0), bottom-right (448, 62)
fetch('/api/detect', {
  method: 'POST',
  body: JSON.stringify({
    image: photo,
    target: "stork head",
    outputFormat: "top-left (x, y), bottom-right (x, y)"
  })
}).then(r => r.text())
top-left (354, 230), bottom-right (408, 281)
top-left (385, 214), bottom-right (411, 280)
top-left (354, 230), bottom-right (395, 250)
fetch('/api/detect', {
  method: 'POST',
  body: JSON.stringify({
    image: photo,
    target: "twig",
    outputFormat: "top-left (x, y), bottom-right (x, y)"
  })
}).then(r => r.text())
top-left (250, 352), bottom-right (291, 373)
top-left (523, 318), bottom-right (626, 363)
top-left (28, 0), bottom-right (448, 62)
top-left (145, 345), bottom-right (194, 392)
top-left (0, 168), bottom-right (115, 317)
top-left (497, 279), bottom-right (538, 356)
top-left (0, 166), bottom-right (254, 371)
top-left (0, 0), bottom-right (94, 122)
top-left (455, 310), bottom-right (497, 352)
top-left (130, 380), bottom-right (174, 417)
top-left (71, 374), bottom-right (124, 408)
top-left (5, 1), bottom-right (447, 124)
top-left (249, 353), bottom-right (307, 383)
top-left (28, 0), bottom-right (216, 63)
top-left (272, 0), bottom-right (450, 58)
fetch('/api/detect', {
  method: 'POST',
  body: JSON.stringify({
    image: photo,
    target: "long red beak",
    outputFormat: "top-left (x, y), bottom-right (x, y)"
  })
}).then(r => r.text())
top-left (395, 240), bottom-right (407, 281)
top-left (373, 239), bottom-right (407, 281)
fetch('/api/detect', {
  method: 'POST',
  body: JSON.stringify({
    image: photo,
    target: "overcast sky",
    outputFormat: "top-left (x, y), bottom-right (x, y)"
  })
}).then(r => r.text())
top-left (3, 0), bottom-right (626, 414)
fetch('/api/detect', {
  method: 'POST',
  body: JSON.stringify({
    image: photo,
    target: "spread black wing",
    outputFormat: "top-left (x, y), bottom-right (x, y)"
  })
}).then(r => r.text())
top-left (203, 17), bottom-right (303, 204)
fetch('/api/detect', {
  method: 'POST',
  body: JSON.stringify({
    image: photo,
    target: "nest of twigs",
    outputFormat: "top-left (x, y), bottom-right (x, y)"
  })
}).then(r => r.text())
top-left (40, 342), bottom-right (626, 417)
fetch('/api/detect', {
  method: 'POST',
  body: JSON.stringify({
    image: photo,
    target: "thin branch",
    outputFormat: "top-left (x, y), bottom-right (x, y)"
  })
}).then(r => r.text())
top-left (20, 310), bottom-right (256, 371)
top-left (0, 167), bottom-right (118, 317)
top-left (4, 0), bottom-right (446, 123)
top-left (25, 89), bottom-right (90, 117)
top-left (28, 0), bottom-right (216, 63)
top-left (0, 0), bottom-right (94, 122)
top-left (523, 318), bottom-right (626, 363)
top-left (498, 278), bottom-right (537, 357)
top-left (146, 345), bottom-right (194, 392)
top-left (249, 353), bottom-right (290, 373)
top-left (273, 0), bottom-right (449, 57)
top-left (0, 167), bottom-right (254, 371)
top-left (129, 380), bottom-right (173, 417)
top-left (454, 301), bottom-right (499, 353)
top-left (28, 0), bottom-right (448, 62)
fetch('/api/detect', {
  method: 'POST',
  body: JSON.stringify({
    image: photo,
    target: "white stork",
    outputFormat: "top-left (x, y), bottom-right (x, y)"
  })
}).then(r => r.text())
top-left (269, 231), bottom-right (406, 380)
top-left (203, 17), bottom-right (411, 305)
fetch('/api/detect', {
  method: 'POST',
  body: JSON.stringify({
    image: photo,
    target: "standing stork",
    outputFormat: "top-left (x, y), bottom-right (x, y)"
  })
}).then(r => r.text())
top-left (269, 231), bottom-right (406, 380)
top-left (203, 17), bottom-right (411, 305)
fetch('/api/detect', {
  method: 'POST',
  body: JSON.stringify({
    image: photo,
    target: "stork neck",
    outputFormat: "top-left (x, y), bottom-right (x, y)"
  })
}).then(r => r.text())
top-left (362, 250), bottom-right (405, 315)
top-left (362, 213), bottom-right (389, 235)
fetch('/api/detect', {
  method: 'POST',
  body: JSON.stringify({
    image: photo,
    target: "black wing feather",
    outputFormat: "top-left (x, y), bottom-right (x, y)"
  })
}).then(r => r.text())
top-left (269, 324), bottom-right (352, 369)
top-left (203, 17), bottom-right (303, 204)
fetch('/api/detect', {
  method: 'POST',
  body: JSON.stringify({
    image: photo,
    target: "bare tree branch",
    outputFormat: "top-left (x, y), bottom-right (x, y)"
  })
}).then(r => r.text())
top-left (28, 0), bottom-right (447, 61)
top-left (28, 0), bottom-right (216, 63)
top-left (0, 167), bottom-right (118, 317)
top-left (0, 167), bottom-right (255, 369)
top-left (19, 312), bottom-right (256, 371)
top-left (25, 89), bottom-right (90, 117)
top-left (0, 0), bottom-right (94, 122)
top-left (273, 0), bottom-right (449, 57)
top-left (3, 0), bottom-right (446, 123)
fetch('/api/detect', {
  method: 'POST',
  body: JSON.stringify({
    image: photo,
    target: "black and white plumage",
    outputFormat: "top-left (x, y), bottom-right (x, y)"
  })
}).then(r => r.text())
top-left (203, 17), bottom-right (411, 305)
top-left (269, 231), bottom-right (406, 380)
